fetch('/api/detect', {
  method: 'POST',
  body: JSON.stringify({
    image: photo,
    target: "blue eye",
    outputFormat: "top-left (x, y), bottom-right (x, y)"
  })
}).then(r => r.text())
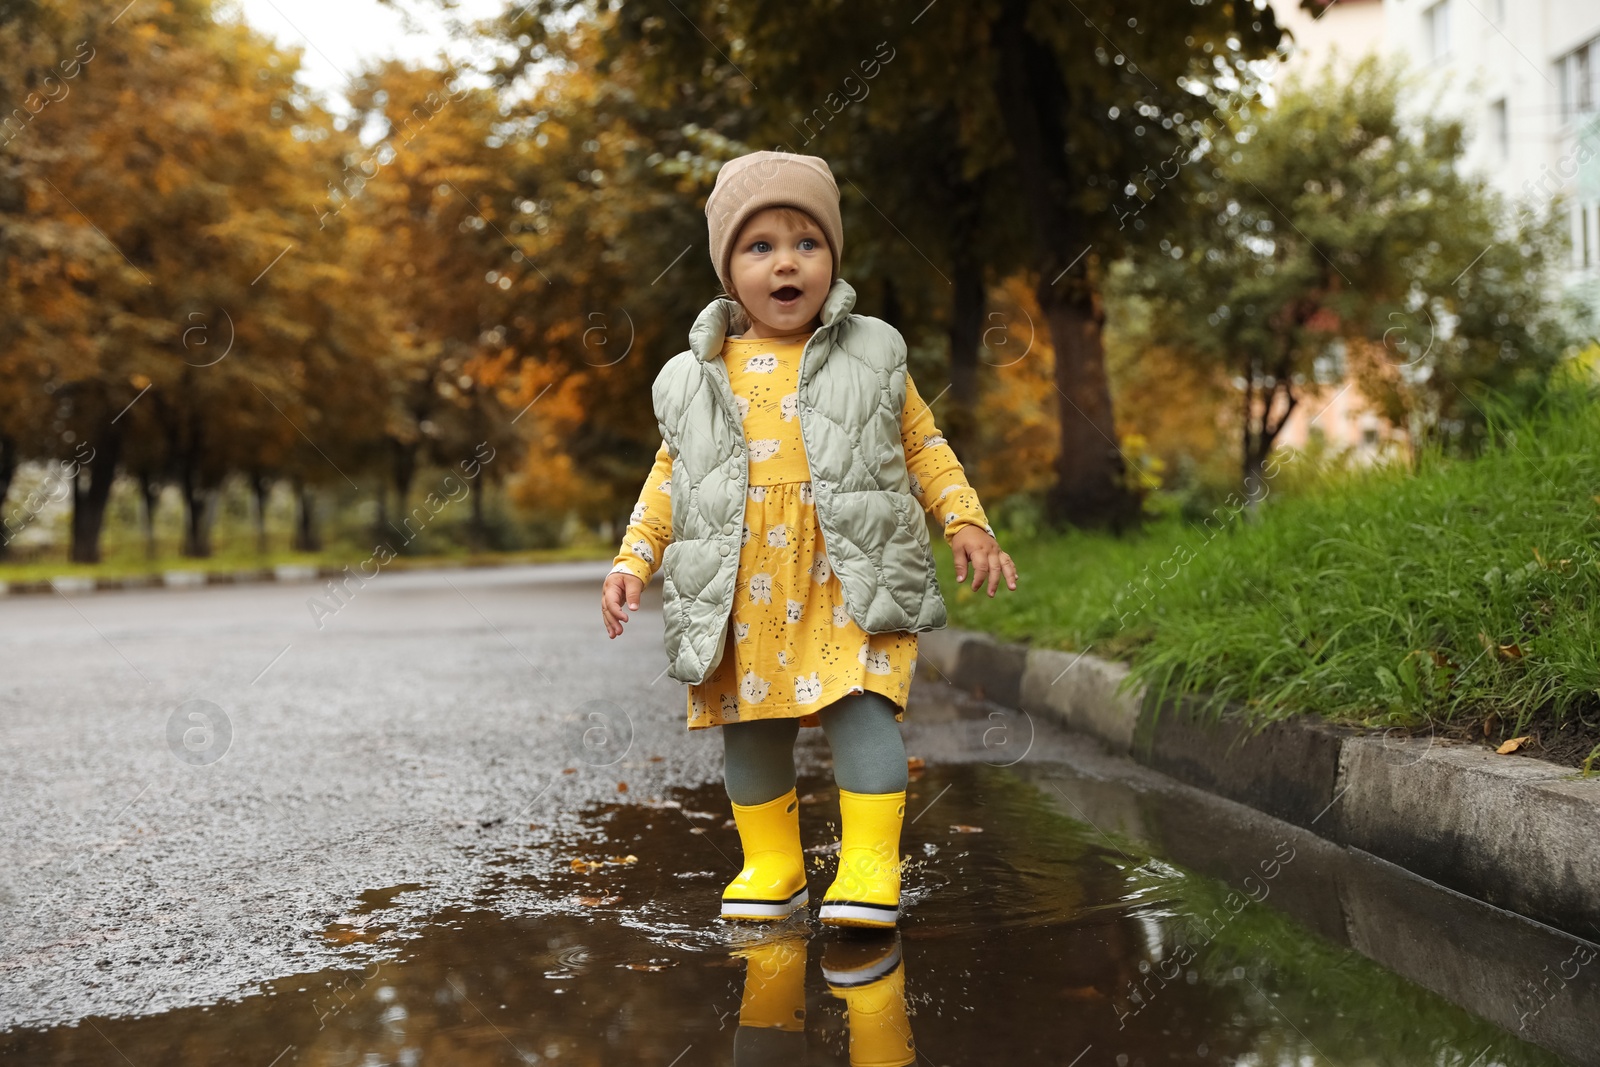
top-left (752, 240), bottom-right (771, 253)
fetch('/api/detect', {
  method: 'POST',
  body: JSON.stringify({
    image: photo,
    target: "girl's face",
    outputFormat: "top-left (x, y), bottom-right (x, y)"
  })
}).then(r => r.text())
top-left (728, 207), bottom-right (833, 339)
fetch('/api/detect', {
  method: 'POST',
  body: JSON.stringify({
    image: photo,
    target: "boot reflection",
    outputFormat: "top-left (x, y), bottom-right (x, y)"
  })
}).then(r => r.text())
top-left (823, 932), bottom-right (916, 1067)
top-left (731, 933), bottom-right (807, 1065)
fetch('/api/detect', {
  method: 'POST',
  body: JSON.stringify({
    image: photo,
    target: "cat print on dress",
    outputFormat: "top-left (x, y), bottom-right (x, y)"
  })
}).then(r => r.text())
top-left (831, 605), bottom-right (851, 627)
top-left (749, 438), bottom-right (781, 462)
top-left (809, 555), bottom-right (831, 584)
top-left (748, 573), bottom-right (774, 604)
top-left (766, 524), bottom-right (788, 548)
top-left (740, 670), bottom-right (771, 705)
top-left (785, 599), bottom-right (803, 623)
top-left (799, 481), bottom-right (813, 505)
top-left (743, 353), bottom-right (779, 374)
top-left (780, 391), bottom-right (800, 421)
top-left (858, 644), bottom-right (893, 675)
top-left (793, 672), bottom-right (824, 704)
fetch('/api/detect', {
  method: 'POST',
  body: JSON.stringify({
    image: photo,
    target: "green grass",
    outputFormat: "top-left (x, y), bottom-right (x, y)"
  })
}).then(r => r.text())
top-left (945, 383), bottom-right (1600, 737)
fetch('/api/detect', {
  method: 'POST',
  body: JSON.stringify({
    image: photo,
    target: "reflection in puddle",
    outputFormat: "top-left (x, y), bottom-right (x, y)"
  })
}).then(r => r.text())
top-left (0, 762), bottom-right (1576, 1066)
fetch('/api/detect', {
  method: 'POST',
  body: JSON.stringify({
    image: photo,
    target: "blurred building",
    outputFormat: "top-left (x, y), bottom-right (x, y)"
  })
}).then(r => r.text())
top-left (1268, 0), bottom-right (1600, 462)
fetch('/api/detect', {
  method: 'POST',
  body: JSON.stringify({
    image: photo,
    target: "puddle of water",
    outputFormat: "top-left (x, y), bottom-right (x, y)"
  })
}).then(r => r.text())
top-left (0, 762), bottom-right (1581, 1066)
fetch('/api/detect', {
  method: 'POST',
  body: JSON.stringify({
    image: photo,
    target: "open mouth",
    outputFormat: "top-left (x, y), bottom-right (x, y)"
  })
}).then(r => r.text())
top-left (771, 286), bottom-right (802, 304)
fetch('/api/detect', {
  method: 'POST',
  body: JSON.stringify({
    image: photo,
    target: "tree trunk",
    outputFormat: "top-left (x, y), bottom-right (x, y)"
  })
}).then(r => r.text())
top-left (70, 424), bottom-right (122, 564)
top-left (469, 472), bottom-right (488, 552)
top-left (0, 432), bottom-right (16, 561)
top-left (180, 478), bottom-right (216, 558)
top-left (992, 0), bottom-right (1137, 530)
top-left (1241, 364), bottom-right (1296, 505)
top-left (373, 481), bottom-right (390, 547)
top-left (944, 244), bottom-right (984, 464)
top-left (392, 438), bottom-right (418, 555)
top-left (250, 472), bottom-right (271, 556)
top-left (293, 479), bottom-right (321, 552)
top-left (1039, 283), bottom-right (1137, 531)
top-left (881, 275), bottom-right (903, 332)
top-left (138, 470), bottom-right (160, 560)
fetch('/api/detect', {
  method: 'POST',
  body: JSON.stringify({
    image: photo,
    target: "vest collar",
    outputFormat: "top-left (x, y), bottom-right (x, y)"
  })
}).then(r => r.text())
top-left (688, 277), bottom-right (856, 362)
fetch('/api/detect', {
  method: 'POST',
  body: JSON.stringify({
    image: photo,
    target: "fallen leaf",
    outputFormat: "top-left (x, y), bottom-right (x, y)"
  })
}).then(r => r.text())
top-left (577, 895), bottom-right (621, 907)
top-left (562, 768), bottom-right (576, 775)
top-left (1497, 735), bottom-right (1532, 754)
top-left (906, 756), bottom-right (926, 773)
top-left (571, 858), bottom-right (605, 873)
top-left (949, 824), bottom-right (984, 833)
top-left (1499, 643), bottom-right (1524, 659)
top-left (649, 755), bottom-right (664, 762)
top-left (1061, 985), bottom-right (1104, 1001)
top-left (607, 855), bottom-right (639, 865)
top-left (617, 782), bottom-right (629, 793)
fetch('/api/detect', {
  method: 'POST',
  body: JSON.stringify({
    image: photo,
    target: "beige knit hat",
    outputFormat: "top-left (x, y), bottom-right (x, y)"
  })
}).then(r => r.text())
top-left (704, 150), bottom-right (843, 302)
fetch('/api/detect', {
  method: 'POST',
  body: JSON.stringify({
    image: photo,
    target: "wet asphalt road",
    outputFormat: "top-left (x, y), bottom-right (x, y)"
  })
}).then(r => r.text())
top-left (0, 562), bottom-right (1044, 1030)
top-left (0, 563), bottom-right (716, 1027)
top-left (5, 563), bottom-right (1596, 1067)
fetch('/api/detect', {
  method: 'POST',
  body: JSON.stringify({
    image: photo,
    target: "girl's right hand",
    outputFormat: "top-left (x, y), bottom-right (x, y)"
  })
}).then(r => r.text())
top-left (602, 571), bottom-right (646, 638)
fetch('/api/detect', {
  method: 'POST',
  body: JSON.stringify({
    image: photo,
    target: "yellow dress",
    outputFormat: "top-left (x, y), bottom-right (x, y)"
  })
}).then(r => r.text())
top-left (611, 328), bottom-right (993, 731)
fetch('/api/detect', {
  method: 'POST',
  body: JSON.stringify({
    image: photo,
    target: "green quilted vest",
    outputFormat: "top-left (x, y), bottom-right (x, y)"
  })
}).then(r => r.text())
top-left (650, 277), bottom-right (948, 685)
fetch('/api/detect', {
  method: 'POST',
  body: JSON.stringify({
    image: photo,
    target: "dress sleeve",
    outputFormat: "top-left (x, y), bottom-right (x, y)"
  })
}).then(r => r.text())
top-left (610, 440), bottom-right (675, 581)
top-left (900, 371), bottom-right (995, 545)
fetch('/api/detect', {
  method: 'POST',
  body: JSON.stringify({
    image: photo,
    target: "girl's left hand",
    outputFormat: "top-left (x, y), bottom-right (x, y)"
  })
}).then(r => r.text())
top-left (950, 527), bottom-right (1018, 597)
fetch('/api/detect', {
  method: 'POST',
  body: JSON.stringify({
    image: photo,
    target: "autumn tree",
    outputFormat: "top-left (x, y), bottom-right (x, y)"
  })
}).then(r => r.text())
top-left (0, 0), bottom-right (398, 560)
top-left (450, 0), bottom-right (1284, 532)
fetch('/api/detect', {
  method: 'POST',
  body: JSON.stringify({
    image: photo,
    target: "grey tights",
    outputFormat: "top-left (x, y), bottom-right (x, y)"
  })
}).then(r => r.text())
top-left (721, 690), bottom-right (909, 805)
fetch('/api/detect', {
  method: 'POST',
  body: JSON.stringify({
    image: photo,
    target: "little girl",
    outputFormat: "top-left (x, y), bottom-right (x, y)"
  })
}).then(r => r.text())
top-left (601, 150), bottom-right (1016, 928)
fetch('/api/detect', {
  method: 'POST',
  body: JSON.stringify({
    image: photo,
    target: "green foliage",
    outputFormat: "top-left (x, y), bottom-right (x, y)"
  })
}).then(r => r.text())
top-left (1119, 54), bottom-right (1582, 486)
top-left (950, 381), bottom-right (1600, 732)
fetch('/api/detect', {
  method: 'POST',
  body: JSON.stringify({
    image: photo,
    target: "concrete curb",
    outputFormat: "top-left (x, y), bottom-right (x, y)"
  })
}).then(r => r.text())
top-left (0, 559), bottom-right (551, 597)
top-left (919, 626), bottom-right (1600, 941)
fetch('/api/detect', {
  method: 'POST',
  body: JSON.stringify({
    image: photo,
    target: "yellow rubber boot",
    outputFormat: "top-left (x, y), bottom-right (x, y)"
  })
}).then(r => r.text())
top-left (819, 789), bottom-right (905, 928)
top-left (722, 788), bottom-right (809, 921)
top-left (824, 935), bottom-right (915, 1067)
top-left (733, 935), bottom-right (807, 1028)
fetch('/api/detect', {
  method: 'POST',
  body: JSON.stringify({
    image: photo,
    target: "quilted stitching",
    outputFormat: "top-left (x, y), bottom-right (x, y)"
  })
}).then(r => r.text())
top-left (651, 278), bottom-right (947, 684)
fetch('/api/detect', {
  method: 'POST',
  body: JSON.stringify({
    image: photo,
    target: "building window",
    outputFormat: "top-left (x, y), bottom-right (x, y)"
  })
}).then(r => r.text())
top-left (1424, 0), bottom-right (1452, 64)
top-left (1561, 41), bottom-right (1597, 122)
top-left (1489, 98), bottom-right (1508, 158)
